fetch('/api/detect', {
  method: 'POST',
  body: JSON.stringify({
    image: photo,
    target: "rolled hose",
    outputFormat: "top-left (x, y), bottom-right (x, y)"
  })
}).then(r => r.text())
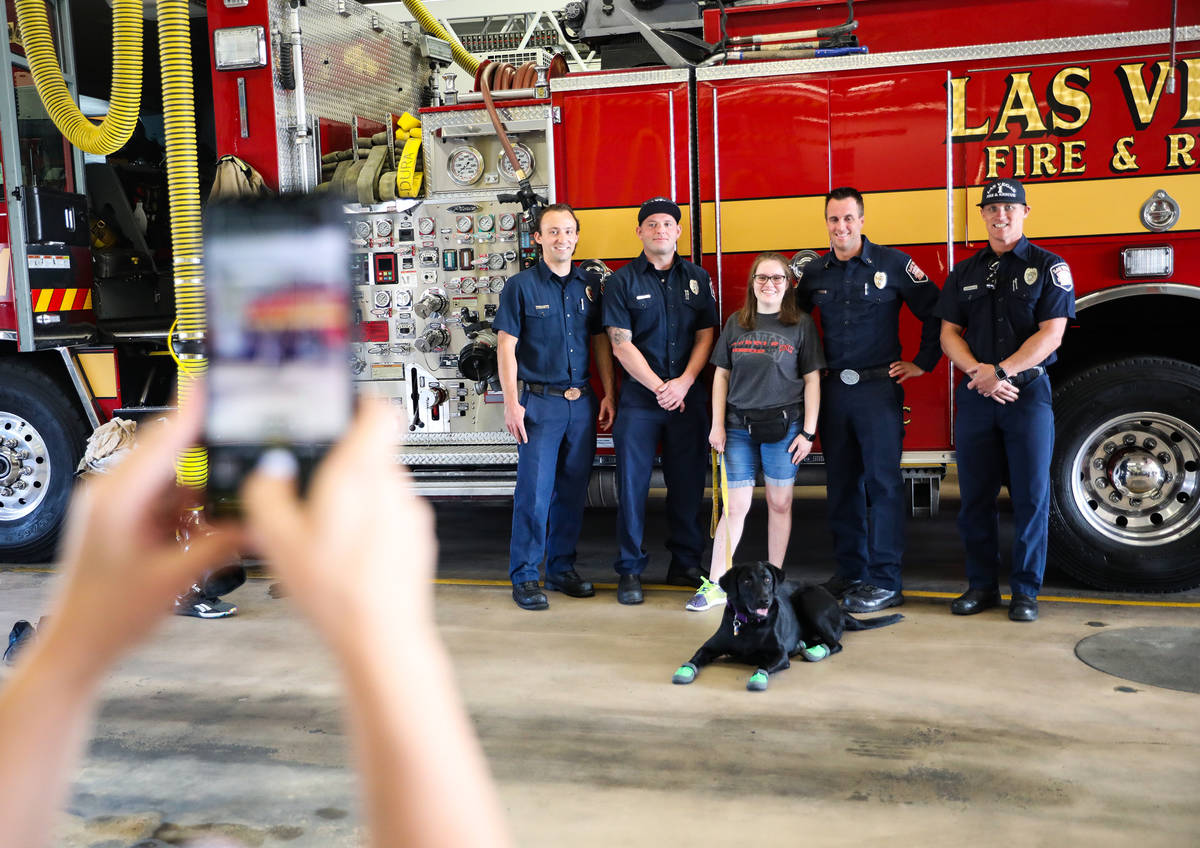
top-left (157, 0), bottom-right (207, 490)
top-left (400, 0), bottom-right (479, 75)
top-left (14, 0), bottom-right (141, 154)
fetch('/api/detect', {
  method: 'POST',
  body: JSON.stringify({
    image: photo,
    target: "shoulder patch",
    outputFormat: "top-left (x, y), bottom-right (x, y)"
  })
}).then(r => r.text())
top-left (1050, 262), bottom-right (1073, 292)
top-left (905, 259), bottom-right (928, 283)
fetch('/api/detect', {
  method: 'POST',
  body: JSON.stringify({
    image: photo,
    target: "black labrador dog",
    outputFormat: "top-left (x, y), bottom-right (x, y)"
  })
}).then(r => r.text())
top-left (672, 561), bottom-right (903, 691)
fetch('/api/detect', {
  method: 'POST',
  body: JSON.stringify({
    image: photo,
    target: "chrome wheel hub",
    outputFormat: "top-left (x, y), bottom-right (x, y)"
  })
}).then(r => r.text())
top-left (1071, 412), bottom-right (1200, 545)
top-left (0, 412), bottom-right (52, 520)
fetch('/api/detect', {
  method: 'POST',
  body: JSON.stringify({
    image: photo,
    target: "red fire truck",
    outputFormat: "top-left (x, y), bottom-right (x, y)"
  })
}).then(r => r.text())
top-left (1, 0), bottom-right (1197, 594)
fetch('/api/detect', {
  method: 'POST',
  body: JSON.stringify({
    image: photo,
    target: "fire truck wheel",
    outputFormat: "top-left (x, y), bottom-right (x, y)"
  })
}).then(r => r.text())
top-left (1049, 356), bottom-right (1200, 592)
top-left (0, 361), bottom-right (90, 563)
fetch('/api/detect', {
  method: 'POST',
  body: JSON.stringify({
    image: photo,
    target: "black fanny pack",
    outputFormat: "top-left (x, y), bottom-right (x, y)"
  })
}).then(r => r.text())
top-left (734, 404), bottom-right (800, 445)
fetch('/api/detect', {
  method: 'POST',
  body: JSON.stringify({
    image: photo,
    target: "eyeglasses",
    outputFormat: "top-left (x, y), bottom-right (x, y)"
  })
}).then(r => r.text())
top-left (753, 274), bottom-right (787, 286)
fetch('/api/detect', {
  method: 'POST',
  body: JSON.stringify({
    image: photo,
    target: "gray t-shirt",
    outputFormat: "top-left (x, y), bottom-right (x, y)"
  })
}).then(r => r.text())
top-left (710, 311), bottom-right (825, 412)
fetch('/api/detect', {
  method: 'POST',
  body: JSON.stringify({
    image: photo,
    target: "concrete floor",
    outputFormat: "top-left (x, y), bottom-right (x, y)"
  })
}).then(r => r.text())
top-left (3, 488), bottom-right (1200, 847)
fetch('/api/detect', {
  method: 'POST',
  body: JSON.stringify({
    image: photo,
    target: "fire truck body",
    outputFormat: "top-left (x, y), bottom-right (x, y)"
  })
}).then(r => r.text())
top-left (0, 0), bottom-right (1197, 592)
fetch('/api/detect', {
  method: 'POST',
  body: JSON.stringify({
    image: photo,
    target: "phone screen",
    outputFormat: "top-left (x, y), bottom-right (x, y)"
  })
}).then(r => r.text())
top-left (203, 197), bottom-right (352, 511)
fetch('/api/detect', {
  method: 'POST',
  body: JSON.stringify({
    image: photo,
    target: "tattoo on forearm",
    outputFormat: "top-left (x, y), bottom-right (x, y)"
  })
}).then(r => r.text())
top-left (608, 328), bottom-right (632, 346)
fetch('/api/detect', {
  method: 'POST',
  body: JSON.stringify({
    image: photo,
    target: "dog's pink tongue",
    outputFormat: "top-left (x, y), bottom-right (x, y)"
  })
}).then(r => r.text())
top-left (754, 607), bottom-right (769, 617)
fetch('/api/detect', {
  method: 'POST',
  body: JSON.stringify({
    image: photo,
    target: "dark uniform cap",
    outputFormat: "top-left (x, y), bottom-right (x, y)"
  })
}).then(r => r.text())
top-left (978, 178), bottom-right (1026, 207)
top-left (638, 196), bottom-right (682, 224)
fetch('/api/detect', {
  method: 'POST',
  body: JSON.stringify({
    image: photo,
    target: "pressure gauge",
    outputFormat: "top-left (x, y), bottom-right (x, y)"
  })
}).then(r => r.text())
top-left (477, 214), bottom-right (495, 232)
top-left (488, 253), bottom-right (506, 270)
top-left (490, 277), bottom-right (506, 294)
top-left (447, 146), bottom-right (484, 186)
top-left (375, 218), bottom-right (393, 238)
top-left (373, 289), bottom-right (391, 308)
top-left (418, 217), bottom-right (435, 236)
top-left (497, 143), bottom-right (535, 183)
top-left (395, 289), bottom-right (413, 308)
top-left (456, 215), bottom-right (473, 233)
top-left (461, 278), bottom-right (478, 294)
top-left (498, 213), bottom-right (516, 231)
top-left (352, 220), bottom-right (372, 239)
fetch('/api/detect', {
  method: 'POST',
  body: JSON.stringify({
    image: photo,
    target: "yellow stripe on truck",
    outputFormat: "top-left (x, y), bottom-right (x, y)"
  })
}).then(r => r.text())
top-left (34, 288), bottom-right (53, 311)
top-left (574, 172), bottom-right (1198, 258)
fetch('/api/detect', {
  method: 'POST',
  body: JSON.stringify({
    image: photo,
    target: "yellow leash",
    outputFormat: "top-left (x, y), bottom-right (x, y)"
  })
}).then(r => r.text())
top-left (710, 449), bottom-right (733, 573)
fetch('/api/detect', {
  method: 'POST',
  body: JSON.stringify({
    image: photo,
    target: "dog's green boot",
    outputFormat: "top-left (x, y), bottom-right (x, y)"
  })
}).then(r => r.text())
top-left (801, 643), bottom-right (830, 662)
top-left (672, 662), bottom-right (698, 684)
top-left (746, 668), bottom-right (769, 691)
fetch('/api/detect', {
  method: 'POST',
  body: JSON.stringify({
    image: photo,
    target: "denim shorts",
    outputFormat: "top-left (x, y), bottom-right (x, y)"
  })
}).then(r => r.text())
top-left (721, 421), bottom-right (802, 488)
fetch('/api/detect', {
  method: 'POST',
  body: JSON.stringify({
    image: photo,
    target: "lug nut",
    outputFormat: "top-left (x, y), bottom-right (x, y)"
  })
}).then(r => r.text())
top-left (1122, 434), bottom-right (1137, 446)
top-left (1094, 478), bottom-right (1108, 489)
top-left (1103, 442), bottom-right (1116, 454)
top-left (16, 449), bottom-right (29, 459)
top-left (0, 486), bottom-right (12, 497)
top-left (1130, 498), bottom-right (1142, 507)
top-left (1092, 458), bottom-right (1104, 470)
top-left (19, 466), bottom-right (32, 476)
top-left (1109, 492), bottom-right (1122, 503)
top-left (1159, 453), bottom-right (1171, 464)
top-left (1144, 438), bottom-right (1157, 449)
top-left (11, 480), bottom-right (27, 491)
top-left (3, 438), bottom-right (17, 449)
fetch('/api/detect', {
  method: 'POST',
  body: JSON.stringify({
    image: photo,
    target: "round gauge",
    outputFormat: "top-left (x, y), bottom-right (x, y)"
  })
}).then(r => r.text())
top-left (488, 253), bottom-right (506, 270)
top-left (447, 146), bottom-right (484, 186)
top-left (373, 290), bottom-right (391, 308)
top-left (497, 144), bottom-right (535, 183)
top-left (418, 217), bottom-right (435, 235)
top-left (490, 277), bottom-right (506, 294)
top-left (353, 220), bottom-right (372, 239)
top-left (498, 213), bottom-right (516, 231)
top-left (477, 214), bottom-right (495, 232)
top-left (461, 278), bottom-right (478, 294)
top-left (375, 218), bottom-right (393, 237)
top-left (456, 215), bottom-right (473, 233)
top-left (395, 290), bottom-right (412, 308)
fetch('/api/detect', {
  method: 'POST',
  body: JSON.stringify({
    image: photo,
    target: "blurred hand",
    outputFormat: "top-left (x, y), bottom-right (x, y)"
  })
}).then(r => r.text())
top-left (655, 377), bottom-right (690, 411)
top-left (503, 401), bottom-right (528, 444)
top-left (44, 401), bottom-right (242, 674)
top-left (788, 433), bottom-right (813, 465)
top-left (240, 401), bottom-right (436, 650)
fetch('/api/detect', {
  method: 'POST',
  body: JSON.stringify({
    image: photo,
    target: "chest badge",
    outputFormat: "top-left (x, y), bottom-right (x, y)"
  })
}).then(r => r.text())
top-left (690, 279), bottom-right (700, 296)
top-left (585, 285), bottom-right (594, 302)
top-left (1024, 267), bottom-right (1038, 286)
top-left (874, 272), bottom-right (887, 289)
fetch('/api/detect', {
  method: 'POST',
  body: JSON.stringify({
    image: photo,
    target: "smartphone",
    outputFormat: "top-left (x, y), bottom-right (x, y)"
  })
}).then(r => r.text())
top-left (203, 195), bottom-right (352, 516)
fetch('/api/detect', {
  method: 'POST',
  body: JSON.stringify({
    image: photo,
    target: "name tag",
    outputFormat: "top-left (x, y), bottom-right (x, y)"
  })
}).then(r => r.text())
top-left (535, 304), bottom-right (550, 310)
top-left (636, 293), bottom-right (652, 300)
top-left (963, 284), bottom-right (978, 292)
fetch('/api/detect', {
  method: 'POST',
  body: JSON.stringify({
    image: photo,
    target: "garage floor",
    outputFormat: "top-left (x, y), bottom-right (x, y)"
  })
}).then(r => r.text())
top-left (3, 487), bottom-right (1199, 847)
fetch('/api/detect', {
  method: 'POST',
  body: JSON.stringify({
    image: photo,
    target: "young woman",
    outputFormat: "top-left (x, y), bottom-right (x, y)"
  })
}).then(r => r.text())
top-left (687, 253), bottom-right (825, 611)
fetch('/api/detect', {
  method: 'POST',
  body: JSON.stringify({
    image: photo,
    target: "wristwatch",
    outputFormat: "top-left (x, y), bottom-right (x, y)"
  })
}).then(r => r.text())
top-left (994, 365), bottom-right (1009, 382)
top-left (799, 428), bottom-right (816, 442)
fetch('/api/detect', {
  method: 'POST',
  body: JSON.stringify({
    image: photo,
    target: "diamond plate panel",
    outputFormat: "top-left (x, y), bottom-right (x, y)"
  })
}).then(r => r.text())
top-left (272, 0), bottom-right (429, 193)
top-left (400, 444), bottom-right (519, 465)
top-left (403, 431), bottom-right (515, 445)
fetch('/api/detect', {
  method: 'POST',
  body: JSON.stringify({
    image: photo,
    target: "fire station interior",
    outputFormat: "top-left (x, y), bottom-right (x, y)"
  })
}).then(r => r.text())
top-left (1, 0), bottom-right (1199, 846)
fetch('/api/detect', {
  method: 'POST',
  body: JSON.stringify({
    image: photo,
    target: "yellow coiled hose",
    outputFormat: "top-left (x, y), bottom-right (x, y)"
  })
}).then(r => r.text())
top-left (14, 0), bottom-right (141, 154)
top-left (401, 0), bottom-right (479, 75)
top-left (156, 0), bottom-right (207, 491)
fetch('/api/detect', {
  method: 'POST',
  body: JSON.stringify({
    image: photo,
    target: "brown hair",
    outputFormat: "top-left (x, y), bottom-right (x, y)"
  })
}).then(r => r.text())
top-left (737, 252), bottom-right (802, 330)
top-left (534, 203), bottom-right (580, 234)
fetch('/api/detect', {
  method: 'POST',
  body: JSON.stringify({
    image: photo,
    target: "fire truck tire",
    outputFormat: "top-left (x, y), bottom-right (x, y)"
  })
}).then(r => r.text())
top-left (0, 362), bottom-right (90, 563)
top-left (1049, 356), bottom-right (1200, 592)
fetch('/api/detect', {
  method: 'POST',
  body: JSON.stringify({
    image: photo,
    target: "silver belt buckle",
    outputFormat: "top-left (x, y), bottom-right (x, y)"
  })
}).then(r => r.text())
top-left (563, 387), bottom-right (582, 401)
top-left (839, 369), bottom-right (860, 386)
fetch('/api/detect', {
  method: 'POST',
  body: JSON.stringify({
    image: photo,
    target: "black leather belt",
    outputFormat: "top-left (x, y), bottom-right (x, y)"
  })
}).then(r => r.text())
top-left (526, 383), bottom-right (592, 400)
top-left (827, 365), bottom-right (892, 385)
top-left (1008, 366), bottom-right (1046, 388)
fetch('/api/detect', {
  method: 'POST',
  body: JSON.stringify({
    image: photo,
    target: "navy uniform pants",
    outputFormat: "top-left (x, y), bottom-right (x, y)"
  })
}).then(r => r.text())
top-left (612, 392), bottom-right (708, 576)
top-left (953, 375), bottom-right (1054, 598)
top-left (819, 377), bottom-right (906, 590)
top-left (508, 389), bottom-right (597, 585)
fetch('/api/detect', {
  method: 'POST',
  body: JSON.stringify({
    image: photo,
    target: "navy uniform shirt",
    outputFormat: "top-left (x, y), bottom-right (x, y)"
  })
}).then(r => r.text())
top-left (602, 252), bottom-right (719, 405)
top-left (798, 236), bottom-right (942, 373)
top-left (934, 235), bottom-right (1075, 367)
top-left (492, 259), bottom-right (602, 388)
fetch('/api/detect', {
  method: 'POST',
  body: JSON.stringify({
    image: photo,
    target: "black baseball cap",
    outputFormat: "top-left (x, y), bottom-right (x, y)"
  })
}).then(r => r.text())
top-left (638, 196), bottom-right (681, 224)
top-left (978, 178), bottom-right (1027, 207)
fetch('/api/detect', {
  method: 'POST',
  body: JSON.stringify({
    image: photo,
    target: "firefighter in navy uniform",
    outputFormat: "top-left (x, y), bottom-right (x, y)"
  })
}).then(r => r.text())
top-left (798, 187), bottom-right (942, 613)
top-left (604, 197), bottom-right (718, 605)
top-left (494, 204), bottom-right (616, 611)
top-left (936, 178), bottom-right (1075, 622)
